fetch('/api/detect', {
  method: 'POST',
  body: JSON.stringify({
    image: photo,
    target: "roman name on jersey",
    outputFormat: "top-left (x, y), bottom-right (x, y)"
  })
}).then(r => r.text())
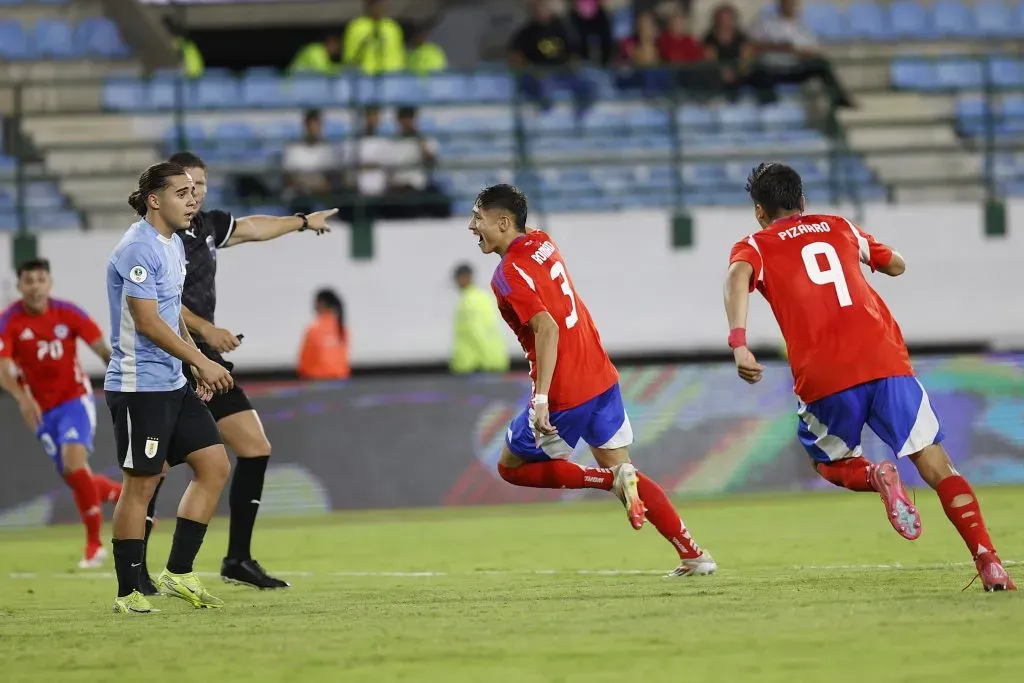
top-left (530, 240), bottom-right (557, 265)
top-left (778, 222), bottom-right (831, 240)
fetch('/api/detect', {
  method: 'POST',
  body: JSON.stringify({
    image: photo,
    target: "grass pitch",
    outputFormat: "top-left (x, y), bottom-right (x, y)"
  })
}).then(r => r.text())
top-left (1, 487), bottom-right (1021, 683)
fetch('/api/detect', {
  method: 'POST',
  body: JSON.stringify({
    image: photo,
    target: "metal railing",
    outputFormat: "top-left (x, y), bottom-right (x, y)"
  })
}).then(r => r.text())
top-left (1, 53), bottom-right (1019, 234)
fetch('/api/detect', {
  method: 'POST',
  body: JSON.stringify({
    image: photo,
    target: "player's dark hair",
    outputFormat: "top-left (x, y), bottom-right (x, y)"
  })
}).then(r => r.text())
top-left (16, 258), bottom-right (50, 277)
top-left (745, 162), bottom-right (803, 220)
top-left (128, 161), bottom-right (189, 217)
top-left (167, 151), bottom-right (206, 171)
top-left (315, 288), bottom-right (346, 342)
top-left (476, 184), bottom-right (528, 232)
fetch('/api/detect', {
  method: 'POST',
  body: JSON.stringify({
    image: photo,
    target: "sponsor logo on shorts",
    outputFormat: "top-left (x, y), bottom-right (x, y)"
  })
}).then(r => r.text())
top-left (63, 427), bottom-right (79, 440)
top-left (144, 438), bottom-right (159, 459)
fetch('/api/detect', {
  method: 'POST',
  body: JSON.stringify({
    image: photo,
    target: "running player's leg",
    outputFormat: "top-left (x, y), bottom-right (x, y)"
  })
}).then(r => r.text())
top-left (107, 390), bottom-right (172, 614)
top-left (496, 397), bottom-right (614, 492)
top-left (155, 388), bottom-right (230, 608)
top-left (76, 395), bottom-right (121, 505)
top-left (797, 382), bottom-right (922, 540)
top-left (583, 385), bottom-right (714, 576)
top-left (215, 396), bottom-right (288, 588)
top-left (868, 377), bottom-right (1014, 591)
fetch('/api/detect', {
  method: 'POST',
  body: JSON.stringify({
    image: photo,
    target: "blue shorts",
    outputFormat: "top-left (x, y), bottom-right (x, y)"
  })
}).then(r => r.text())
top-left (506, 384), bottom-right (634, 462)
top-left (797, 376), bottom-right (944, 464)
top-left (37, 395), bottom-right (96, 474)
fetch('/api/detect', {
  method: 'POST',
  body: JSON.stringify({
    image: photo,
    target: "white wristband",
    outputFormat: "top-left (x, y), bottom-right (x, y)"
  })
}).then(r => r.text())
top-left (532, 393), bottom-right (548, 405)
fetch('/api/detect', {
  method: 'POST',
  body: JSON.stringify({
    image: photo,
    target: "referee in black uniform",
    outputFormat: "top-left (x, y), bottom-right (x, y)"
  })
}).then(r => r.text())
top-left (139, 152), bottom-right (337, 591)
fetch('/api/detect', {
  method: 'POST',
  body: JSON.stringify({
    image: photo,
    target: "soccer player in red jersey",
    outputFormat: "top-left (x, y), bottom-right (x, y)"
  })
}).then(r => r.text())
top-left (0, 259), bottom-right (122, 568)
top-left (724, 163), bottom-right (1014, 591)
top-left (470, 184), bottom-right (715, 576)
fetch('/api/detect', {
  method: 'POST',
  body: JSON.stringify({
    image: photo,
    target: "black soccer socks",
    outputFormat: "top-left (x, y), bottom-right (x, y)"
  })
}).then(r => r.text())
top-left (112, 538), bottom-right (145, 597)
top-left (166, 517), bottom-right (208, 575)
top-left (227, 455), bottom-right (270, 561)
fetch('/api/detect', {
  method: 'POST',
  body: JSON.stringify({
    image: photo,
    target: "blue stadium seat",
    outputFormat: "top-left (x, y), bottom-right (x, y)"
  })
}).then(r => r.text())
top-left (74, 18), bottom-right (130, 58)
top-left (378, 74), bottom-right (427, 105)
top-left (933, 0), bottom-right (978, 38)
top-left (956, 96), bottom-right (989, 135)
top-left (761, 101), bottom-right (806, 130)
top-left (423, 73), bottom-right (473, 103)
top-left (263, 120), bottom-right (302, 141)
top-left (891, 59), bottom-right (937, 90)
top-left (889, 0), bottom-right (933, 39)
top-left (195, 76), bottom-right (241, 109)
top-left (610, 6), bottom-right (633, 41)
top-left (847, 1), bottom-right (892, 40)
top-left (101, 78), bottom-right (147, 111)
top-left (717, 103), bottom-right (760, 131)
top-left (282, 75), bottom-right (333, 107)
top-left (802, 4), bottom-right (849, 40)
top-left (0, 21), bottom-right (31, 60)
top-left (323, 118), bottom-right (349, 140)
top-left (212, 121), bottom-right (255, 141)
top-left (989, 56), bottom-right (1024, 86)
top-left (677, 104), bottom-right (715, 132)
top-left (34, 19), bottom-right (77, 59)
top-left (241, 73), bottom-right (284, 108)
top-left (936, 58), bottom-right (984, 89)
top-left (975, 0), bottom-right (1017, 37)
top-left (473, 73), bottom-right (514, 102)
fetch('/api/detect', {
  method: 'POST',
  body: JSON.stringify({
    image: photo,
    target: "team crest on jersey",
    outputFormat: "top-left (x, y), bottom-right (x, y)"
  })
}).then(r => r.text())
top-left (53, 324), bottom-right (69, 340)
top-left (144, 438), bottom-right (159, 459)
top-left (129, 265), bottom-right (148, 284)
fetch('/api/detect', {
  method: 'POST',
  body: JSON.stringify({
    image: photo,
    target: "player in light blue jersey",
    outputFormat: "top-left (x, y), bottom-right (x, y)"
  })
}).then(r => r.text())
top-left (105, 162), bottom-right (235, 614)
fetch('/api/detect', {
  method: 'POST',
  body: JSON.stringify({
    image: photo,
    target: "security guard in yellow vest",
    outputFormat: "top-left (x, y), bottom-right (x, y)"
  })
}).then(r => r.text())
top-left (343, 0), bottom-right (405, 75)
top-left (450, 263), bottom-right (510, 374)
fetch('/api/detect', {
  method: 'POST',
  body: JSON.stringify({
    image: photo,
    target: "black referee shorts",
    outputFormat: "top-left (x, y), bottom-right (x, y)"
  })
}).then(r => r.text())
top-left (106, 385), bottom-right (223, 476)
top-left (186, 358), bottom-right (253, 422)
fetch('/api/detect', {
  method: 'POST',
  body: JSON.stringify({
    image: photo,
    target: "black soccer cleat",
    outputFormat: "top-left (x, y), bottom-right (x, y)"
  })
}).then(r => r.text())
top-left (138, 569), bottom-right (160, 596)
top-left (220, 558), bottom-right (290, 589)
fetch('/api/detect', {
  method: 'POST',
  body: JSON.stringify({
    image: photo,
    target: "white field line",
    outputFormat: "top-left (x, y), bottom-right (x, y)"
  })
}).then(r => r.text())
top-left (6, 561), bottom-right (1020, 580)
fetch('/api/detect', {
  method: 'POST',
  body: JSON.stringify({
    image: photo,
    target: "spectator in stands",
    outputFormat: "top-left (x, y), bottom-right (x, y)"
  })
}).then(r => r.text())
top-left (343, 0), bottom-right (405, 75)
top-left (703, 4), bottom-right (756, 102)
top-left (298, 289), bottom-right (350, 381)
top-left (406, 24), bottom-right (448, 75)
top-left (163, 16), bottom-right (204, 78)
top-left (751, 0), bottom-right (854, 107)
top-left (569, 0), bottom-right (614, 66)
top-left (449, 264), bottom-right (510, 375)
top-left (658, 9), bottom-right (715, 97)
top-left (339, 106), bottom-right (390, 222)
top-left (616, 11), bottom-right (669, 95)
top-left (385, 106), bottom-right (451, 219)
top-left (289, 33), bottom-right (342, 75)
top-left (283, 109), bottom-right (337, 212)
top-left (509, 0), bottom-right (597, 118)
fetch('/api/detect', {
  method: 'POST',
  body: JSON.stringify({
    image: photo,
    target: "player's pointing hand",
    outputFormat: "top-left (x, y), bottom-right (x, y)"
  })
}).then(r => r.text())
top-left (304, 208), bottom-right (338, 235)
top-left (733, 346), bottom-right (765, 384)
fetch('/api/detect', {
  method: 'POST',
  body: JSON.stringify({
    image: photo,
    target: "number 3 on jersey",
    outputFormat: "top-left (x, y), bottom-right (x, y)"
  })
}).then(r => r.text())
top-left (801, 242), bottom-right (852, 308)
top-left (549, 261), bottom-right (579, 329)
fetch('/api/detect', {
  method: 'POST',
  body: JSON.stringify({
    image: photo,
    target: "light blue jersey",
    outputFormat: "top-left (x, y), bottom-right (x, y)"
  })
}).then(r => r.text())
top-left (104, 219), bottom-right (189, 392)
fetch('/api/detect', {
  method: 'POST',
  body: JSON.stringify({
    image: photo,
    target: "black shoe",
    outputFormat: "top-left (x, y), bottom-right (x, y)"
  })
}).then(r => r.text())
top-left (220, 557), bottom-right (290, 589)
top-left (138, 569), bottom-right (159, 596)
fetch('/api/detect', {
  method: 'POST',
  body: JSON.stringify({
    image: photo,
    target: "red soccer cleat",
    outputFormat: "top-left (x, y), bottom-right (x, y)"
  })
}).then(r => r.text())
top-left (975, 551), bottom-right (1017, 592)
top-left (869, 461), bottom-right (922, 541)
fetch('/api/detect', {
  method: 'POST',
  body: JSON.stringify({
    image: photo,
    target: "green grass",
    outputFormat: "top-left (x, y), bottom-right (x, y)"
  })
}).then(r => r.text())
top-left (1, 487), bottom-right (1022, 683)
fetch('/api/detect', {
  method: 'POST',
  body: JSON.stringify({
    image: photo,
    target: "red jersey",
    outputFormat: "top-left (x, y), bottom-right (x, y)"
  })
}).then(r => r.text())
top-left (0, 299), bottom-right (103, 412)
top-left (491, 231), bottom-right (618, 411)
top-left (729, 214), bottom-right (913, 403)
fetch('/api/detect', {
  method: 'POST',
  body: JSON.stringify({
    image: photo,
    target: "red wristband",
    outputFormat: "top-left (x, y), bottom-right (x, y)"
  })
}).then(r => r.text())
top-left (728, 328), bottom-right (747, 349)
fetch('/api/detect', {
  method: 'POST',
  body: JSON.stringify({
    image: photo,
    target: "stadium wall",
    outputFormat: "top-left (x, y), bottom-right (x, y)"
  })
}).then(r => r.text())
top-left (1, 355), bottom-right (1021, 527)
top-left (0, 203), bottom-right (1019, 376)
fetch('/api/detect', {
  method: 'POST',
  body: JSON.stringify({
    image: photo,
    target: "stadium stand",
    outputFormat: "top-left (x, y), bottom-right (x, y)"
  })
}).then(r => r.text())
top-left (3, 0), bottom-right (1024, 230)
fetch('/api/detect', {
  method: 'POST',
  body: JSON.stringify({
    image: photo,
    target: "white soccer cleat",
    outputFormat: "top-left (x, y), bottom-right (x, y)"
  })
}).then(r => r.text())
top-left (668, 551), bottom-right (717, 578)
top-left (78, 545), bottom-right (107, 569)
top-left (612, 463), bottom-right (646, 530)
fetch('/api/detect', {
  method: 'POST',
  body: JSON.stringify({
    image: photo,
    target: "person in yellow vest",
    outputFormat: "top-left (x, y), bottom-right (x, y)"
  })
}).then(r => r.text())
top-left (450, 263), bottom-right (510, 374)
top-left (289, 34), bottom-right (343, 75)
top-left (406, 25), bottom-right (447, 75)
top-left (163, 16), bottom-right (205, 78)
top-left (343, 0), bottom-right (405, 75)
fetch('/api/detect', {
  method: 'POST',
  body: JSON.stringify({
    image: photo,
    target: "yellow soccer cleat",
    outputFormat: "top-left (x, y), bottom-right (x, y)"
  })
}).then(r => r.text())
top-left (157, 569), bottom-right (225, 609)
top-left (112, 590), bottom-right (160, 614)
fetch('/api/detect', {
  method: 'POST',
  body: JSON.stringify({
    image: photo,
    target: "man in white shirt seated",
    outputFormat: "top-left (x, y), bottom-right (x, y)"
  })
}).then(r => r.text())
top-left (751, 0), bottom-right (853, 108)
top-left (383, 106), bottom-right (451, 219)
top-left (282, 109), bottom-right (337, 204)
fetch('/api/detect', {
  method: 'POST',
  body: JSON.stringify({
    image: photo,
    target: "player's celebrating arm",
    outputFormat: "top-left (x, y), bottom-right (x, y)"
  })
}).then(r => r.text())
top-left (134, 151), bottom-right (337, 592)
top-left (0, 259), bottom-right (122, 569)
top-left (105, 162), bottom-right (235, 614)
top-left (724, 162), bottom-right (1014, 591)
top-left (471, 184), bottom-right (715, 577)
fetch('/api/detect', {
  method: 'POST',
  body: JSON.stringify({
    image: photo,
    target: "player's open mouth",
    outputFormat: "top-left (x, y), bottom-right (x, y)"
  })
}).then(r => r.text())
top-left (471, 231), bottom-right (483, 246)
